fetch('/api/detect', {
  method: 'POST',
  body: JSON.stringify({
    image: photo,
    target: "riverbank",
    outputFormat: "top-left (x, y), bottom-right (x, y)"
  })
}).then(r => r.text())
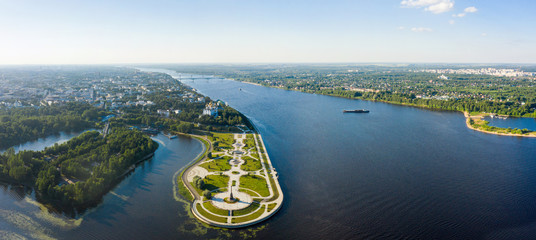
top-left (241, 81), bottom-right (263, 87)
top-left (236, 80), bottom-right (536, 138)
top-left (464, 112), bottom-right (536, 137)
top-left (173, 131), bottom-right (212, 202)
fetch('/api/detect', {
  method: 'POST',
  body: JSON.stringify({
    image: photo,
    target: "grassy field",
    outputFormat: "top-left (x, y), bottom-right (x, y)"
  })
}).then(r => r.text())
top-left (256, 136), bottom-right (265, 153)
top-left (239, 175), bottom-right (270, 197)
top-left (265, 173), bottom-right (280, 202)
top-left (203, 201), bottom-right (230, 216)
top-left (239, 188), bottom-right (260, 197)
top-left (244, 134), bottom-right (256, 148)
top-left (204, 174), bottom-right (230, 191)
top-left (241, 156), bottom-right (262, 171)
top-left (210, 133), bottom-right (235, 149)
top-left (177, 176), bottom-right (194, 202)
top-left (231, 205), bottom-right (266, 223)
top-left (232, 201), bottom-right (261, 216)
top-left (196, 203), bottom-right (228, 223)
top-left (267, 203), bottom-right (277, 212)
top-left (199, 156), bottom-right (232, 171)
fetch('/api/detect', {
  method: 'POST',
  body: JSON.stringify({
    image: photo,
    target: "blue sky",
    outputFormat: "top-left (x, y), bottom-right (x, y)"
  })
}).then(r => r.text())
top-left (0, 0), bottom-right (535, 64)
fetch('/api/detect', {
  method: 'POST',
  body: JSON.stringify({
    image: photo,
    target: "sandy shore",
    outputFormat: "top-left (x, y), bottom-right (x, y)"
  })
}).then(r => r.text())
top-left (464, 112), bottom-right (536, 138)
top-left (241, 81), bottom-right (263, 87)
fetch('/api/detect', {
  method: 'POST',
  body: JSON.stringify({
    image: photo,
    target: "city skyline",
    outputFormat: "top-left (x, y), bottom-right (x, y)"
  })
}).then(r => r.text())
top-left (1, 0), bottom-right (535, 64)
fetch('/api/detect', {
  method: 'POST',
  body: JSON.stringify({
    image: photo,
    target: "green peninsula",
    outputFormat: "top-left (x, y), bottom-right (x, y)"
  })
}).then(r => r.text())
top-left (178, 131), bottom-right (283, 228)
top-left (0, 128), bottom-right (158, 209)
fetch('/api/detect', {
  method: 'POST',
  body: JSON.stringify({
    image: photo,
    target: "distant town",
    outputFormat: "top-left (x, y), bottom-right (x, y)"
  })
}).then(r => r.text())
top-left (0, 67), bottom-right (221, 119)
top-left (414, 68), bottom-right (535, 78)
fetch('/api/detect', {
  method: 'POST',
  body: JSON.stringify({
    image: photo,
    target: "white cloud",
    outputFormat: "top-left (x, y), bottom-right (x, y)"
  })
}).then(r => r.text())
top-left (481, 33), bottom-right (488, 37)
top-left (398, 26), bottom-right (406, 30)
top-left (449, 20), bottom-right (455, 24)
top-left (411, 27), bottom-right (433, 32)
top-left (401, 0), bottom-right (454, 14)
top-left (452, 6), bottom-right (478, 18)
top-left (465, 6), bottom-right (478, 13)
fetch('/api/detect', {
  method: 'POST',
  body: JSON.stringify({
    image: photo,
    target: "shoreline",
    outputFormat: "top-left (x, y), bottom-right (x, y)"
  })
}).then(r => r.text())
top-left (464, 112), bottom-right (536, 138)
top-left (236, 80), bottom-right (536, 138)
top-left (240, 81), bottom-right (263, 87)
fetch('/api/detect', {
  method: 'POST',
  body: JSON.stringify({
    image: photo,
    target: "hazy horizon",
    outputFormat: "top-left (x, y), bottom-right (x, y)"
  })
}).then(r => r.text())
top-left (1, 0), bottom-right (535, 64)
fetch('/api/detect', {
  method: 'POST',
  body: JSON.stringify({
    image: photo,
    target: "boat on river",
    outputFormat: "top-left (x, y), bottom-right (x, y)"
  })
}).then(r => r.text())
top-left (343, 109), bottom-right (370, 113)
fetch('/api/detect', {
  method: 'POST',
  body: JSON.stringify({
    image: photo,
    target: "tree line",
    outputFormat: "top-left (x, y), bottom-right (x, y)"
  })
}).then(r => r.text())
top-left (0, 128), bottom-right (158, 209)
top-left (0, 102), bottom-right (102, 149)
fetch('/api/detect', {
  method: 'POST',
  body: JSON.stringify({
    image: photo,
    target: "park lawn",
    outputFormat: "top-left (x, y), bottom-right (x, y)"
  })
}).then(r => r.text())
top-left (203, 201), bottom-right (229, 216)
top-left (256, 136), bottom-right (265, 153)
top-left (196, 203), bottom-right (227, 223)
top-left (200, 156), bottom-right (232, 172)
top-left (239, 175), bottom-right (270, 197)
top-left (190, 181), bottom-right (204, 196)
top-left (232, 201), bottom-right (260, 216)
top-left (241, 156), bottom-right (262, 172)
top-left (177, 176), bottom-right (194, 202)
top-left (211, 133), bottom-right (235, 149)
top-left (231, 205), bottom-right (266, 223)
top-left (266, 174), bottom-right (280, 202)
top-left (204, 174), bottom-right (230, 191)
top-left (244, 134), bottom-right (256, 148)
top-left (239, 188), bottom-right (260, 197)
top-left (267, 203), bottom-right (277, 212)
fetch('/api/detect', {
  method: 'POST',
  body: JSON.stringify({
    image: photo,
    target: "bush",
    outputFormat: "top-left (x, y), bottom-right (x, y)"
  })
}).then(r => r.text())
top-left (193, 176), bottom-right (205, 190)
top-left (203, 189), bottom-right (211, 199)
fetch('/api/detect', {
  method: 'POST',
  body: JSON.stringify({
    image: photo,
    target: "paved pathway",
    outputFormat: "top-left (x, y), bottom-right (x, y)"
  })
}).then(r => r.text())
top-left (187, 132), bottom-right (284, 227)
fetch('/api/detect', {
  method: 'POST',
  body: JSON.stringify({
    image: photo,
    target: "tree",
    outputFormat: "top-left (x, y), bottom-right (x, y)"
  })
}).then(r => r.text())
top-left (193, 176), bottom-right (204, 190)
top-left (203, 189), bottom-right (211, 199)
top-left (82, 109), bottom-right (99, 120)
top-left (177, 122), bottom-right (193, 133)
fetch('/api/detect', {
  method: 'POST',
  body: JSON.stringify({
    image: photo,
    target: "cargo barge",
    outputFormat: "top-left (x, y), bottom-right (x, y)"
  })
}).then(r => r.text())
top-left (343, 109), bottom-right (369, 113)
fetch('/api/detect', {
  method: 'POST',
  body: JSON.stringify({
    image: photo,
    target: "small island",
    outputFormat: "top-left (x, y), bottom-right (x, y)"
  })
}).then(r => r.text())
top-left (178, 131), bottom-right (283, 227)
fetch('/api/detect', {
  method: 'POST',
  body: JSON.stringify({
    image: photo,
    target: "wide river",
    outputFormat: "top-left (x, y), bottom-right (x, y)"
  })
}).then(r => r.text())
top-left (1, 69), bottom-right (536, 239)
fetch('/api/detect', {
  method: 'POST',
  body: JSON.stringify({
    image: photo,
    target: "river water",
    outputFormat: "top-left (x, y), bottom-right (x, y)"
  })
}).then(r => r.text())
top-left (1, 68), bottom-right (536, 239)
top-left (172, 72), bottom-right (536, 239)
top-left (0, 134), bottom-right (210, 239)
top-left (0, 129), bottom-right (96, 154)
top-left (484, 116), bottom-right (536, 131)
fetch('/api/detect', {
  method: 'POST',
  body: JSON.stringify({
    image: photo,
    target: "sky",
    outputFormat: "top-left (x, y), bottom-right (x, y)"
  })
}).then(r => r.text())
top-left (0, 0), bottom-right (535, 64)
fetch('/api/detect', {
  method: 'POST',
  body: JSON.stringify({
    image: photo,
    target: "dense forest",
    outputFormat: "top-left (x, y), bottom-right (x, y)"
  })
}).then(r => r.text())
top-left (0, 102), bottom-right (101, 149)
top-left (0, 128), bottom-right (158, 209)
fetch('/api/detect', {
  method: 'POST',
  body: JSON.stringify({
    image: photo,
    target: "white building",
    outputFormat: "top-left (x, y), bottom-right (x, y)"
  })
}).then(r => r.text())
top-left (157, 109), bottom-right (170, 118)
top-left (202, 102), bottom-right (219, 117)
